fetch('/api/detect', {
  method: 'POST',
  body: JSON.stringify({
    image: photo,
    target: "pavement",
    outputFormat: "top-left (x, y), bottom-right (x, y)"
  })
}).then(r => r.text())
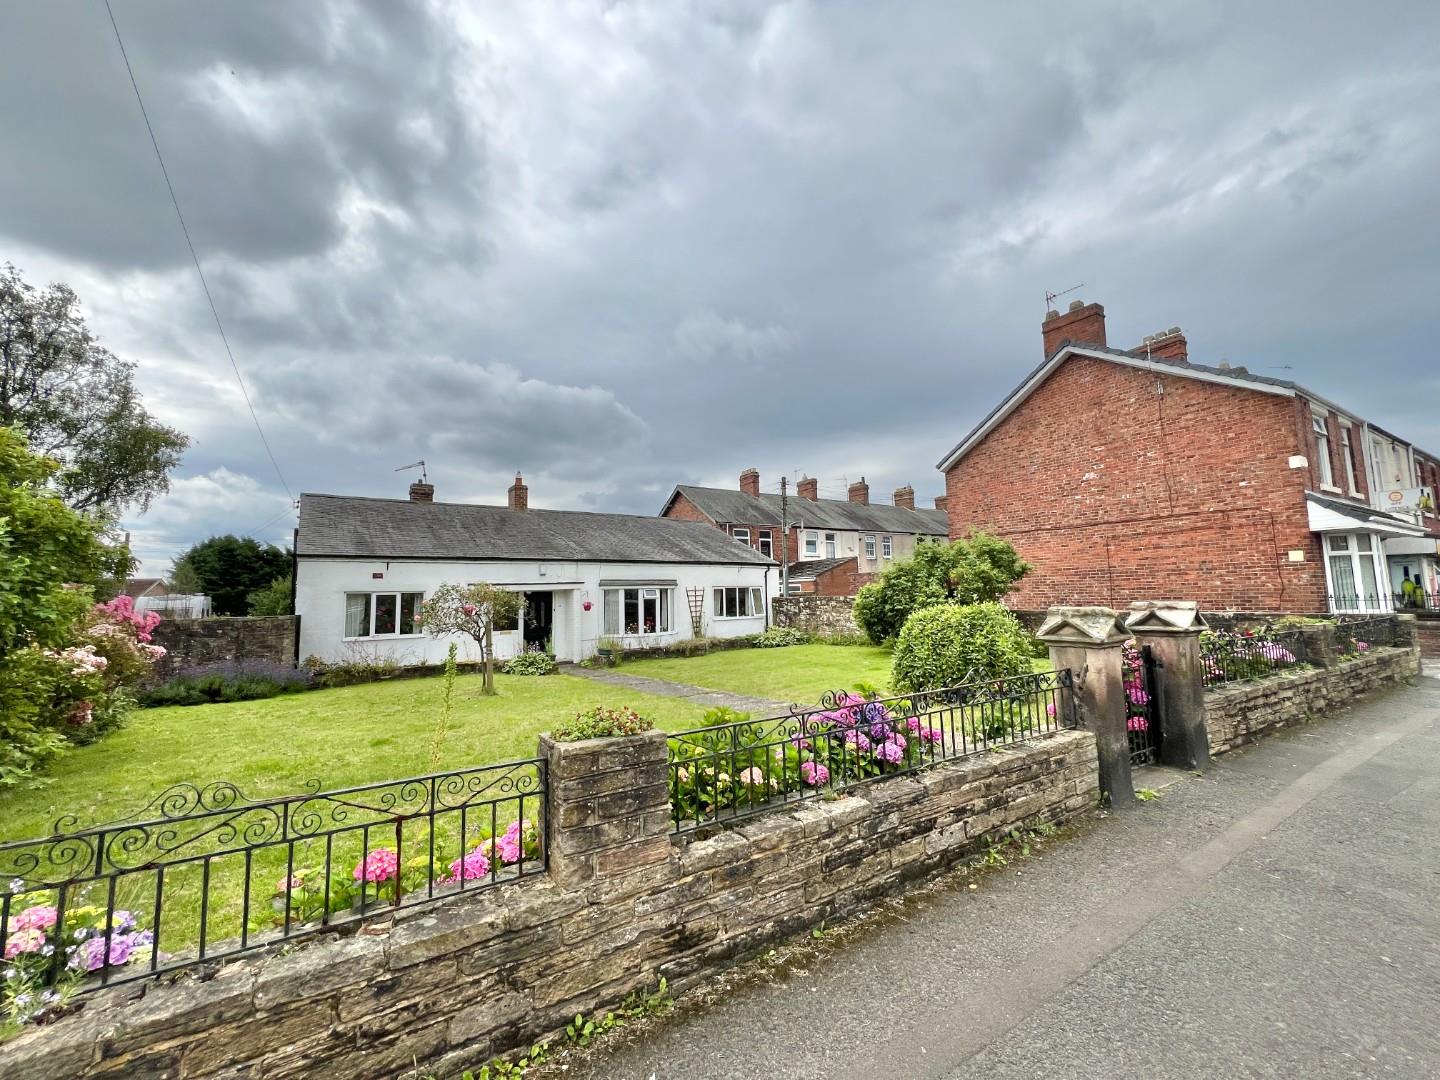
top-left (576, 671), bottom-right (1440, 1080)
top-left (559, 663), bottom-right (789, 718)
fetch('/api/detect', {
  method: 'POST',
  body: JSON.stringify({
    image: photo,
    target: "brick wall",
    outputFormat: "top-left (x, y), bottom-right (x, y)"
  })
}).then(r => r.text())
top-left (661, 493), bottom-right (797, 563)
top-left (1, 729), bottom-right (1097, 1079)
top-left (944, 355), bottom-right (1326, 612)
top-left (149, 616), bottom-right (298, 680)
top-left (773, 595), bottom-right (863, 639)
top-left (1205, 645), bottom-right (1419, 754)
top-left (1416, 617), bottom-right (1440, 659)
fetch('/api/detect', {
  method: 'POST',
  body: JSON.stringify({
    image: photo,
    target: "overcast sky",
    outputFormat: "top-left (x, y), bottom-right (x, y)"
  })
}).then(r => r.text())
top-left (3, 1), bottom-right (1438, 575)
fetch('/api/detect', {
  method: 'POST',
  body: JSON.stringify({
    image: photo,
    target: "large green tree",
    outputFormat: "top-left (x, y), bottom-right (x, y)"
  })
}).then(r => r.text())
top-left (0, 263), bottom-right (190, 513)
top-left (852, 530), bottom-right (1031, 644)
top-left (172, 535), bottom-right (291, 617)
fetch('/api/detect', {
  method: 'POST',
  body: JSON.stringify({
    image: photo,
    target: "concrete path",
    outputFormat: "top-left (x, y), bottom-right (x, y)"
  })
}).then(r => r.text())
top-left (559, 663), bottom-right (789, 718)
top-left (579, 672), bottom-right (1440, 1080)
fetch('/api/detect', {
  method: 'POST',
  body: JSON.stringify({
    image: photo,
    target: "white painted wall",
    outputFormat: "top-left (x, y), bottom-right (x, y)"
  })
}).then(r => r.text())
top-left (296, 557), bottom-right (772, 665)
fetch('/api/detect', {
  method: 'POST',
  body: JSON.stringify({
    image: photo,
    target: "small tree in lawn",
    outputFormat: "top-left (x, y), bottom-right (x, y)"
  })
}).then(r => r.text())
top-left (420, 583), bottom-right (524, 696)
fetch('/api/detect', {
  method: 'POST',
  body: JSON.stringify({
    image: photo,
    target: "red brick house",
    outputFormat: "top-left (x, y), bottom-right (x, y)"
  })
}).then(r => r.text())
top-left (936, 300), bottom-right (1439, 614)
top-left (660, 470), bottom-right (948, 595)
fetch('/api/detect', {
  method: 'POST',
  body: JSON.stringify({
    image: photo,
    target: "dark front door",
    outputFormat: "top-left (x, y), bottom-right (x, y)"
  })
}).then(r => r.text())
top-left (523, 591), bottom-right (554, 651)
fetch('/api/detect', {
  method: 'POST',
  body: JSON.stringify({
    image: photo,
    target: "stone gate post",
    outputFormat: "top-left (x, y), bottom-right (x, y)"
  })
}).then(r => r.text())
top-left (1125, 601), bottom-right (1211, 771)
top-left (1035, 606), bottom-right (1134, 806)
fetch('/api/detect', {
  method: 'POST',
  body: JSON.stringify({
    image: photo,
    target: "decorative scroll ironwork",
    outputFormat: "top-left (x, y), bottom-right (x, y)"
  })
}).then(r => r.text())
top-left (668, 668), bottom-right (1078, 834)
top-left (0, 757), bottom-right (547, 995)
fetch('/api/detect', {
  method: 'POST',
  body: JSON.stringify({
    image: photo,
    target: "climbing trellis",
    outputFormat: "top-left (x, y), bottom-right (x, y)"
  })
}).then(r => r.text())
top-left (685, 587), bottom-right (705, 638)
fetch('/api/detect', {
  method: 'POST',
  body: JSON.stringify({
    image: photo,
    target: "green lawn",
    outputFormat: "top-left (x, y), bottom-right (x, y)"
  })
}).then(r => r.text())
top-left (0, 673), bottom-right (710, 844)
top-left (621, 643), bottom-right (897, 704)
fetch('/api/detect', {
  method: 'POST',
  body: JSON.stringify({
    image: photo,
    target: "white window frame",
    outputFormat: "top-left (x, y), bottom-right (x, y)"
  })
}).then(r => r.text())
top-left (603, 587), bottom-right (672, 637)
top-left (712, 586), bottom-right (765, 619)
top-left (803, 530), bottom-right (819, 557)
top-left (863, 534), bottom-right (877, 559)
top-left (1312, 415), bottom-right (1335, 489)
top-left (824, 532), bottom-right (837, 559)
top-left (757, 530), bottom-right (773, 559)
top-left (882, 535), bottom-right (893, 559)
top-left (786, 583), bottom-right (802, 595)
top-left (1338, 424), bottom-right (1359, 495)
top-left (732, 527), bottom-right (751, 546)
top-left (1323, 532), bottom-right (1389, 614)
top-left (344, 591), bottom-right (424, 639)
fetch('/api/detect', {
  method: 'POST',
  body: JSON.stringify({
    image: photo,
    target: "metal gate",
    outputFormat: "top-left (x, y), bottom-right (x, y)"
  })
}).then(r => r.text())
top-left (1125, 643), bottom-right (1163, 766)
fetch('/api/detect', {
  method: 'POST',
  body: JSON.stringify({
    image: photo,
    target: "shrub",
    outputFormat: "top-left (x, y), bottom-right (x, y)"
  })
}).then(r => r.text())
top-left (502, 651), bottom-right (557, 676)
top-left (301, 647), bottom-right (405, 688)
top-left (552, 706), bottom-right (654, 741)
top-left (750, 626), bottom-right (808, 648)
top-left (890, 602), bottom-right (1034, 692)
top-left (853, 531), bottom-right (1029, 645)
top-left (139, 660), bottom-right (313, 707)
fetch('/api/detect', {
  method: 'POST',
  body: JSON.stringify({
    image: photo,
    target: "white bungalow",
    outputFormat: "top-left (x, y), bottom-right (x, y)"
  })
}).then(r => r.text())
top-left (294, 476), bottom-right (777, 666)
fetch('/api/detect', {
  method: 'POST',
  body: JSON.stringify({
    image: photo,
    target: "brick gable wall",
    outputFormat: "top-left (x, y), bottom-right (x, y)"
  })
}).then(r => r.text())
top-left (944, 355), bottom-right (1329, 612)
top-left (661, 493), bottom-right (798, 562)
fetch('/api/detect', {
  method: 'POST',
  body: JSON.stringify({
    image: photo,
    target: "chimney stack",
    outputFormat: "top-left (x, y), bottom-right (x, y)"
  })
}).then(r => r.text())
top-left (409, 482), bottom-right (434, 503)
top-left (1139, 326), bottom-right (1188, 363)
top-left (934, 495), bottom-right (948, 511)
top-left (1042, 299), bottom-right (1106, 356)
top-left (847, 477), bottom-right (870, 505)
top-left (739, 468), bottom-right (760, 498)
top-left (893, 485), bottom-right (915, 510)
top-left (797, 476), bottom-right (819, 501)
top-left (508, 472), bottom-right (529, 511)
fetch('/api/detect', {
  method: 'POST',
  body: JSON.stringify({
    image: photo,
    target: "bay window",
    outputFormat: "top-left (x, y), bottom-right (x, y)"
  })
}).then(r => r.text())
top-left (1325, 532), bottom-right (1387, 613)
top-left (345, 591), bottom-right (423, 638)
top-left (713, 586), bottom-right (765, 619)
top-left (603, 587), bottom-right (671, 635)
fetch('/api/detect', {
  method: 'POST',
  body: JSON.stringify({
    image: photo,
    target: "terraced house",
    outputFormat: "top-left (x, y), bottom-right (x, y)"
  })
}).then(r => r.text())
top-left (660, 469), bottom-right (949, 595)
top-left (937, 299), bottom-right (1440, 614)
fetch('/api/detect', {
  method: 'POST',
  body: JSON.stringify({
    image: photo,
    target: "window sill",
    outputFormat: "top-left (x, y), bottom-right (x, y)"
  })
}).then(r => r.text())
top-left (1319, 484), bottom-right (1343, 494)
top-left (711, 615), bottom-right (764, 621)
top-left (342, 633), bottom-right (428, 642)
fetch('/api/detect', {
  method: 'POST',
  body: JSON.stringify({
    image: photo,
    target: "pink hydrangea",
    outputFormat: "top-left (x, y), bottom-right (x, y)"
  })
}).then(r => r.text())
top-left (1356, 641), bottom-right (1370, 652)
top-left (445, 847), bottom-right (492, 883)
top-left (1127, 715), bottom-right (1149, 732)
top-left (275, 875), bottom-right (306, 894)
top-left (1125, 681), bottom-right (1150, 707)
top-left (799, 760), bottom-right (829, 786)
top-left (739, 767), bottom-right (766, 786)
top-left (4, 928), bottom-right (45, 959)
top-left (13, 905), bottom-right (58, 931)
top-left (916, 725), bottom-right (943, 745)
top-left (876, 737), bottom-right (906, 764)
top-left (70, 930), bottom-right (152, 972)
top-left (842, 730), bottom-right (871, 753)
top-left (353, 848), bottom-right (399, 883)
top-left (1046, 702), bottom-right (1057, 718)
top-left (68, 701), bottom-right (94, 727)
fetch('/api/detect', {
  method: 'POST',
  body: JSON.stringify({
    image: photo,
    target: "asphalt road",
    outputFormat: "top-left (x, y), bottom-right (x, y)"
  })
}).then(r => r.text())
top-left (582, 670), bottom-right (1440, 1080)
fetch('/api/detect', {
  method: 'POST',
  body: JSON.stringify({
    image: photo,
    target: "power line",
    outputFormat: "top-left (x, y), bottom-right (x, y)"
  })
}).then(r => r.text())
top-left (104, 0), bottom-right (292, 500)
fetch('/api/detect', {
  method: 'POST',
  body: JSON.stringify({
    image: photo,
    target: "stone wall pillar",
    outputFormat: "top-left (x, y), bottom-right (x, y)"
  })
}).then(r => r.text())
top-left (1395, 614), bottom-right (1422, 665)
top-left (1125, 601), bottom-right (1210, 772)
top-left (1036, 606), bottom-right (1134, 806)
top-left (539, 730), bottom-right (674, 892)
top-left (1297, 622), bottom-right (1339, 668)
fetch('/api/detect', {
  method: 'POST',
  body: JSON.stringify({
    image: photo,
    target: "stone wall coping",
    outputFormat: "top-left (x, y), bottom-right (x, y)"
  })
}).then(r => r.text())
top-left (1201, 646), bottom-right (1410, 700)
top-left (538, 729), bottom-right (668, 755)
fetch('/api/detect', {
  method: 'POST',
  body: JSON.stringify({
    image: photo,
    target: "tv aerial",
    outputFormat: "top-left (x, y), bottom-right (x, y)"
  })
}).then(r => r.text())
top-left (395, 460), bottom-right (428, 483)
top-left (1045, 283), bottom-right (1085, 309)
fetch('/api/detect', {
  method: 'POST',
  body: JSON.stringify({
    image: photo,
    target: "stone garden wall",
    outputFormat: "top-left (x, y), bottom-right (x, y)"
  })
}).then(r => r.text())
top-left (772, 595), bottom-right (862, 639)
top-left (149, 616), bottom-right (298, 681)
top-left (0, 728), bottom-right (1097, 1080)
top-left (1205, 645), bottom-right (1419, 755)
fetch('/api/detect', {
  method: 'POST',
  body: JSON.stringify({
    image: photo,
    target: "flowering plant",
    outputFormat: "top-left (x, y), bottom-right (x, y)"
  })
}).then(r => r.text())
top-left (419, 582), bottom-right (525, 696)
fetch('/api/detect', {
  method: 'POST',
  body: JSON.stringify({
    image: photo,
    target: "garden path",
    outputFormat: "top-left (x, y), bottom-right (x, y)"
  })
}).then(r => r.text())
top-left (559, 664), bottom-right (789, 719)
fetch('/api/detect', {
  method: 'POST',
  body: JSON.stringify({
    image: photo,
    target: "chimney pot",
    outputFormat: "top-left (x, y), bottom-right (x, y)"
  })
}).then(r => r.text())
top-left (739, 468), bottom-right (760, 498)
top-left (797, 476), bottom-right (819, 502)
top-left (1041, 300), bottom-right (1106, 357)
top-left (408, 482), bottom-right (434, 503)
top-left (508, 472), bottom-right (529, 511)
top-left (893, 485), bottom-right (915, 510)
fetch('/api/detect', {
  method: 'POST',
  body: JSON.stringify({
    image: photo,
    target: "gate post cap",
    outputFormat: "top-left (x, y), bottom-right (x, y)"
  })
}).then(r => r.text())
top-left (1035, 605), bottom-right (1129, 647)
top-left (1124, 600), bottom-right (1208, 634)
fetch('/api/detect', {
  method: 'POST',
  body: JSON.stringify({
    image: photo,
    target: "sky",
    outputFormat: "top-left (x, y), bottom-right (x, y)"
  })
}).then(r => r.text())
top-left (3, 1), bottom-right (1438, 576)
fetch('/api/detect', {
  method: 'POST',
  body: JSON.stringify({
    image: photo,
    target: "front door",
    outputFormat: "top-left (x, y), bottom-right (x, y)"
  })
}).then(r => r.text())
top-left (522, 591), bottom-right (554, 652)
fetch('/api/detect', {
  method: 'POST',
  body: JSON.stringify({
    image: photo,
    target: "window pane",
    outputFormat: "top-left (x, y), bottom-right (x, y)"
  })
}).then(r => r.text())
top-left (374, 593), bottom-right (398, 635)
top-left (714, 589), bottom-right (723, 616)
top-left (725, 588), bottom-right (738, 618)
top-left (624, 589), bottom-right (640, 634)
top-left (1328, 534), bottom-right (1350, 552)
top-left (642, 593), bottom-right (658, 634)
top-left (1329, 554), bottom-right (1357, 608)
top-left (399, 593), bottom-right (421, 635)
top-left (1357, 549), bottom-right (1379, 604)
top-left (1355, 533), bottom-right (1372, 552)
top-left (750, 588), bottom-right (763, 616)
top-left (825, 533), bottom-right (836, 558)
top-left (345, 593), bottom-right (371, 637)
top-left (804, 532), bottom-right (817, 555)
top-left (659, 590), bottom-right (670, 632)
top-left (604, 589), bottom-right (620, 634)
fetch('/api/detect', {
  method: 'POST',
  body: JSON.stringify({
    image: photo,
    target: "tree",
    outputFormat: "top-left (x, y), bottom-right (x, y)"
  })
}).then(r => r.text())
top-left (168, 556), bottom-right (202, 595)
top-left (0, 263), bottom-right (189, 513)
top-left (173, 535), bottom-right (291, 616)
top-left (248, 574), bottom-right (293, 616)
top-left (420, 582), bottom-right (525, 696)
top-left (852, 530), bottom-right (1030, 644)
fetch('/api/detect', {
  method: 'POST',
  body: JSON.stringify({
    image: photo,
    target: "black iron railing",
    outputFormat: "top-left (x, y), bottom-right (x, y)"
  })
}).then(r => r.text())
top-left (1124, 643), bottom-right (1160, 766)
top-left (1200, 627), bottom-right (1309, 687)
top-left (666, 670), bottom-right (1078, 834)
top-left (1334, 614), bottom-right (1397, 655)
top-left (1326, 592), bottom-right (1396, 615)
top-left (0, 758), bottom-right (546, 995)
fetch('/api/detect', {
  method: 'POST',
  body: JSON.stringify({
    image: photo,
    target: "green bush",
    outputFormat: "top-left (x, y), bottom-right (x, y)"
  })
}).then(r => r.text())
top-left (502, 652), bottom-right (557, 676)
top-left (853, 531), bottom-right (1029, 645)
top-left (890, 602), bottom-right (1034, 692)
top-left (749, 626), bottom-right (808, 648)
top-left (552, 705), bottom-right (654, 742)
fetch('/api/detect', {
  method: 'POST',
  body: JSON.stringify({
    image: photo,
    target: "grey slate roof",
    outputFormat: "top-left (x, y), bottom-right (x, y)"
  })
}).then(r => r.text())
top-left (298, 494), bottom-right (777, 565)
top-left (666, 485), bottom-right (948, 535)
top-left (785, 557), bottom-right (856, 580)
